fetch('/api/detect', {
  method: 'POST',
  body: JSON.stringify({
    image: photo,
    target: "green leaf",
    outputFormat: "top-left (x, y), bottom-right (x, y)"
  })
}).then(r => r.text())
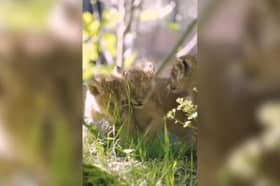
top-left (103, 33), bottom-right (117, 56)
top-left (83, 43), bottom-right (99, 63)
top-left (83, 12), bottom-right (94, 26)
top-left (168, 22), bottom-right (180, 32)
top-left (93, 65), bottom-right (114, 75)
top-left (83, 68), bottom-right (94, 81)
top-left (88, 21), bottom-right (100, 36)
top-left (124, 53), bottom-right (136, 69)
top-left (103, 10), bottom-right (121, 28)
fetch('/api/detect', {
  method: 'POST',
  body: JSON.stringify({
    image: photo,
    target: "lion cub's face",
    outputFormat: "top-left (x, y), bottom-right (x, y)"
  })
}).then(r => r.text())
top-left (87, 75), bottom-right (127, 114)
top-left (124, 64), bottom-right (155, 108)
top-left (169, 55), bottom-right (197, 93)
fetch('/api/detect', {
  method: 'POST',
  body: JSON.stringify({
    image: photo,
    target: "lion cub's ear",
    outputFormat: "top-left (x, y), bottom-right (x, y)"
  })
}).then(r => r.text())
top-left (88, 84), bottom-right (99, 96)
top-left (178, 55), bottom-right (196, 75)
top-left (137, 62), bottom-right (155, 75)
top-left (87, 79), bottom-right (101, 96)
top-left (142, 62), bottom-right (155, 74)
top-left (180, 59), bottom-right (190, 73)
top-left (122, 71), bottom-right (128, 79)
top-left (113, 66), bottom-right (125, 79)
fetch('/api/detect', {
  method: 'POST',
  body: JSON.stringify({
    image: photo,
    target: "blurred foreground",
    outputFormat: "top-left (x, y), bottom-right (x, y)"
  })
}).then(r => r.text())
top-left (0, 0), bottom-right (82, 185)
top-left (199, 0), bottom-right (280, 185)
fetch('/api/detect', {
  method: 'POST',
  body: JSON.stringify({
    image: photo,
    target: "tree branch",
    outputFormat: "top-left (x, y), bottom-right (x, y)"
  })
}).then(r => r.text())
top-left (115, 0), bottom-right (135, 73)
top-left (143, 19), bottom-right (197, 104)
top-left (155, 19), bottom-right (197, 77)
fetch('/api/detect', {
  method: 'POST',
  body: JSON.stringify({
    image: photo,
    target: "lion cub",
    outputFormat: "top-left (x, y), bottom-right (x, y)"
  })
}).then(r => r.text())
top-left (169, 55), bottom-right (197, 102)
top-left (124, 64), bottom-right (195, 143)
top-left (85, 74), bottom-right (133, 135)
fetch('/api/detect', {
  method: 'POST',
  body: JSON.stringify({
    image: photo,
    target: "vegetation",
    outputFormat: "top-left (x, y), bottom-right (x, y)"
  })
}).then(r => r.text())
top-left (83, 119), bottom-right (197, 186)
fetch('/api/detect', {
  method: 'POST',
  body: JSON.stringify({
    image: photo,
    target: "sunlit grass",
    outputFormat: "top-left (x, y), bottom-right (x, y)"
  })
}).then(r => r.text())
top-left (83, 119), bottom-right (197, 186)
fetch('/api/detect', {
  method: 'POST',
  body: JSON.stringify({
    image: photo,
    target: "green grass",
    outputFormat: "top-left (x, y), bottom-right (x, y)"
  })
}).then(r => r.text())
top-left (83, 119), bottom-right (197, 186)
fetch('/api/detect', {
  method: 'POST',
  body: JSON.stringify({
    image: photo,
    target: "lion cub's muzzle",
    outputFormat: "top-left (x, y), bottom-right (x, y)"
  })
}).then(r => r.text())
top-left (131, 99), bottom-right (145, 109)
